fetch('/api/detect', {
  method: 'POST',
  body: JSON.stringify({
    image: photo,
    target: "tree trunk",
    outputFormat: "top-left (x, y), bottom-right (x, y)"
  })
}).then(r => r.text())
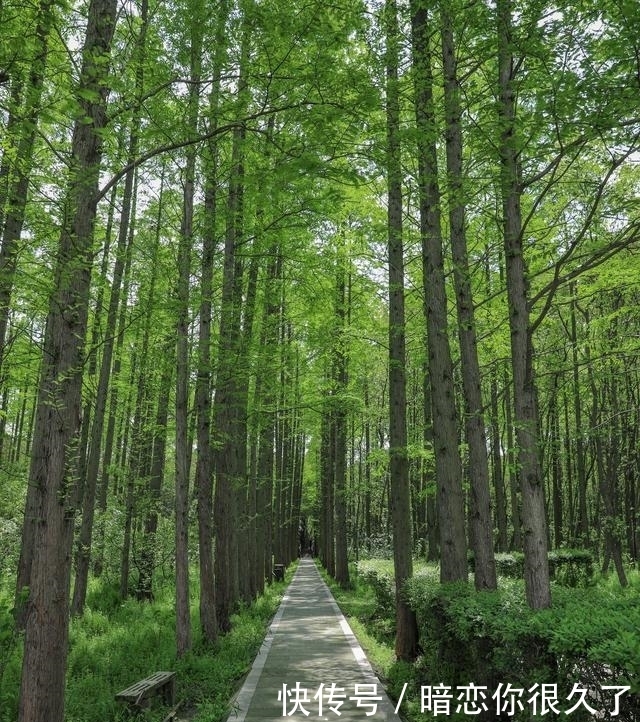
top-left (195, 0), bottom-right (228, 638)
top-left (213, 132), bottom-right (245, 631)
top-left (504, 370), bottom-right (521, 550)
top-left (237, 248), bottom-right (259, 601)
top-left (71, 0), bottom-right (148, 615)
top-left (423, 357), bottom-right (439, 562)
top-left (490, 368), bottom-right (508, 551)
top-left (195, 165), bottom-right (218, 639)
top-left (320, 399), bottom-right (335, 576)
top-left (174, 9), bottom-right (202, 653)
top-left (569, 285), bottom-right (589, 543)
top-left (410, 0), bottom-right (467, 583)
top-left (441, 2), bottom-right (496, 590)
top-left (497, 0), bottom-right (550, 609)
top-left (385, 0), bottom-right (419, 662)
top-left (333, 245), bottom-right (350, 587)
top-left (94, 171), bottom-right (147, 577)
top-left (17, 0), bottom-right (117, 718)
top-left (549, 374), bottom-right (563, 548)
top-left (121, 336), bottom-right (153, 599)
top-left (137, 341), bottom-right (173, 600)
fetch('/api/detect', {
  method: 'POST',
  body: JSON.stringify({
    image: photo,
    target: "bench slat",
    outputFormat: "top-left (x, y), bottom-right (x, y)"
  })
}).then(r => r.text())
top-left (116, 671), bottom-right (176, 705)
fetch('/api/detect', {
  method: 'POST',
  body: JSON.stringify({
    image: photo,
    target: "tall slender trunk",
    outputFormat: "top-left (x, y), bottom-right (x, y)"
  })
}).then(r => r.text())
top-left (195, 0), bottom-right (228, 644)
top-left (71, 0), bottom-right (148, 615)
top-left (213, 11), bottom-right (249, 631)
top-left (385, 0), bottom-right (419, 662)
top-left (333, 246), bottom-right (350, 587)
top-left (71, 173), bottom-right (139, 614)
top-left (320, 395), bottom-right (335, 575)
top-left (121, 333), bottom-right (153, 599)
top-left (497, 0), bottom-right (550, 609)
top-left (137, 340), bottom-right (173, 599)
top-left (410, 0), bottom-right (467, 583)
top-left (175, 6), bottom-right (203, 654)
top-left (195, 162), bottom-right (218, 639)
top-left (490, 369), bottom-right (508, 551)
top-left (17, 0), bottom-right (117, 718)
top-left (549, 374), bottom-right (563, 548)
top-left (94, 170), bottom-right (147, 577)
top-left (569, 284), bottom-right (589, 543)
top-left (212, 224), bottom-right (244, 619)
top-left (0, 0), bottom-right (55, 399)
top-left (364, 382), bottom-right (372, 543)
top-left (423, 356), bottom-right (439, 561)
top-left (441, 3), bottom-right (496, 589)
top-left (238, 249), bottom-right (260, 600)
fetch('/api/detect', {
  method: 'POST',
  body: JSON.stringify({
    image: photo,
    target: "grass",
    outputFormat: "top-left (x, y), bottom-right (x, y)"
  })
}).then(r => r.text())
top-left (0, 565), bottom-right (294, 722)
top-left (325, 559), bottom-right (640, 722)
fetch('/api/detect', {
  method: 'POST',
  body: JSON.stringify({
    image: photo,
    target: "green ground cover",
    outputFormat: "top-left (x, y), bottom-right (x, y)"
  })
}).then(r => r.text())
top-left (326, 559), bottom-right (640, 722)
top-left (0, 565), bottom-right (293, 722)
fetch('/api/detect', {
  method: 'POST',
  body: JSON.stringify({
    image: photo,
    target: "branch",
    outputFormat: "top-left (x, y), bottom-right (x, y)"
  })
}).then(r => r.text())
top-left (531, 218), bottom-right (640, 333)
top-left (529, 139), bottom-right (640, 331)
top-left (95, 100), bottom-right (319, 203)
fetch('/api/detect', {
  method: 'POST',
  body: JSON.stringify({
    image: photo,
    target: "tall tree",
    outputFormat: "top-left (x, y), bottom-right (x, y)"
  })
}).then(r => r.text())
top-left (71, 0), bottom-right (150, 616)
top-left (496, 0), bottom-right (550, 609)
top-left (410, 0), bottom-right (467, 583)
top-left (385, 0), bottom-right (419, 662)
top-left (16, 0), bottom-right (118, 717)
top-left (333, 237), bottom-right (350, 588)
top-left (194, 2), bottom-right (228, 638)
top-left (439, 0), bottom-right (496, 590)
top-left (213, 3), bottom-right (251, 630)
top-left (174, 0), bottom-right (204, 654)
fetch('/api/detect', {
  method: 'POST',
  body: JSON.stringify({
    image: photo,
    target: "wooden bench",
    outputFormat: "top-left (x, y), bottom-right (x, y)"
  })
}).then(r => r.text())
top-left (115, 671), bottom-right (176, 709)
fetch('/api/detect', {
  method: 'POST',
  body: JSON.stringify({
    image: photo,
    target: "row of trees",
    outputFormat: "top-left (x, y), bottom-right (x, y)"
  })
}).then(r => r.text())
top-left (1, 0), bottom-right (640, 718)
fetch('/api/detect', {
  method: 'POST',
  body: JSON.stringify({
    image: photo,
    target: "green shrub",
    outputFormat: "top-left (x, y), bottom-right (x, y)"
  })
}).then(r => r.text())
top-left (405, 575), bottom-right (640, 721)
top-left (468, 549), bottom-right (595, 586)
top-left (356, 560), bottom-right (396, 619)
top-left (0, 594), bottom-right (22, 722)
top-left (358, 534), bottom-right (393, 560)
top-left (548, 548), bottom-right (595, 586)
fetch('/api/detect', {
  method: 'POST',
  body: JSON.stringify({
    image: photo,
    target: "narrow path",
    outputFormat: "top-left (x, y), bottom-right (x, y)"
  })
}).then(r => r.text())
top-left (227, 558), bottom-right (402, 721)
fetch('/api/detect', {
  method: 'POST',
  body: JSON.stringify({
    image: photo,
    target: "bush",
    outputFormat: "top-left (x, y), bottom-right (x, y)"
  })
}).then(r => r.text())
top-left (467, 549), bottom-right (594, 586)
top-left (356, 560), bottom-right (396, 619)
top-left (357, 534), bottom-right (393, 560)
top-left (548, 548), bottom-right (595, 586)
top-left (405, 574), bottom-right (640, 722)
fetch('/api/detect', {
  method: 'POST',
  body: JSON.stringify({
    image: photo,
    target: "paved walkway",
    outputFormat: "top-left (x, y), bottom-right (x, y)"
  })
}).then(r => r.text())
top-left (227, 558), bottom-right (402, 722)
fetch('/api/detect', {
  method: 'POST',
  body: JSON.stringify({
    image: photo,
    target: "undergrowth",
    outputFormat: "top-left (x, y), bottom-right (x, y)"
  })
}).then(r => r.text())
top-left (325, 559), bottom-right (640, 722)
top-left (0, 565), bottom-right (292, 722)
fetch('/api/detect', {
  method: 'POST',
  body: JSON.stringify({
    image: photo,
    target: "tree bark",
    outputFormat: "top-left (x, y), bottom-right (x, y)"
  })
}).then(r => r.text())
top-left (213, 122), bottom-right (246, 633)
top-left (137, 340), bottom-right (173, 600)
top-left (497, 0), bottom-right (550, 609)
top-left (333, 252), bottom-right (350, 587)
top-left (195, 0), bottom-right (228, 641)
top-left (569, 285), bottom-right (589, 543)
top-left (490, 368), bottom-right (508, 552)
top-left (440, 2), bottom-right (496, 590)
top-left (410, 0), bottom-right (467, 583)
top-left (385, 0), bottom-right (419, 662)
top-left (17, 0), bottom-right (117, 718)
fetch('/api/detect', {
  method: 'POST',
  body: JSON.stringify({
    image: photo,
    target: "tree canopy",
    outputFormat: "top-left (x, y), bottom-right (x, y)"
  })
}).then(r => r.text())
top-left (1, 0), bottom-right (640, 720)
